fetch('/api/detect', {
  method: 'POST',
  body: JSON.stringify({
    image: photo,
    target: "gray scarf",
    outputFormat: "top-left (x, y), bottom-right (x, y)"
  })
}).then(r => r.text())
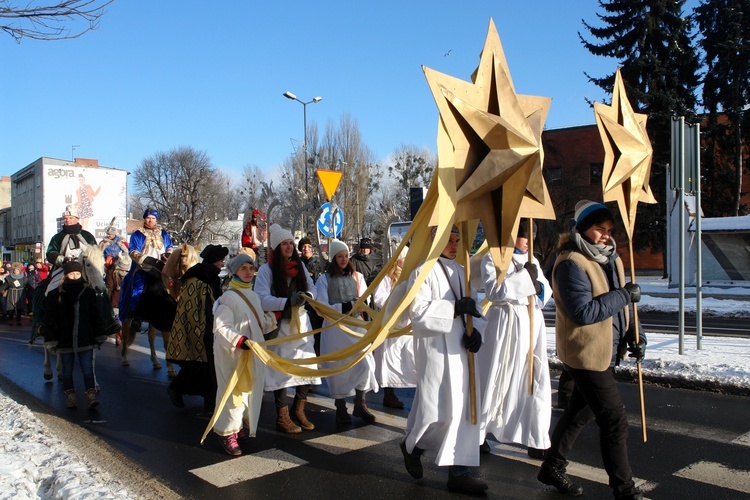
top-left (571, 227), bottom-right (615, 265)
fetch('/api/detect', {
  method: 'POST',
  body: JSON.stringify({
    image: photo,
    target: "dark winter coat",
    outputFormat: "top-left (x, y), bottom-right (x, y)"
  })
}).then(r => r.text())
top-left (0, 273), bottom-right (27, 313)
top-left (351, 252), bottom-right (378, 286)
top-left (552, 240), bottom-right (631, 371)
top-left (301, 255), bottom-right (325, 284)
top-left (43, 278), bottom-right (107, 354)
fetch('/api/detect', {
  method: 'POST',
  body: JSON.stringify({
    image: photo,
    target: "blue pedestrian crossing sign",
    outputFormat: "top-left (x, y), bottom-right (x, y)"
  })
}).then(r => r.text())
top-left (317, 202), bottom-right (344, 237)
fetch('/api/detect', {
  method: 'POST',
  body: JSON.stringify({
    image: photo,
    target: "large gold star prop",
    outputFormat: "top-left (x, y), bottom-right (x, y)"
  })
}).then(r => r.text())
top-left (595, 68), bottom-right (656, 240)
top-left (422, 18), bottom-right (554, 278)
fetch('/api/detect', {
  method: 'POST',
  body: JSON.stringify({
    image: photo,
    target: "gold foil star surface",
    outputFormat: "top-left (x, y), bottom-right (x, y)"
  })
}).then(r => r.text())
top-left (422, 18), bottom-right (555, 279)
top-left (595, 68), bottom-right (656, 240)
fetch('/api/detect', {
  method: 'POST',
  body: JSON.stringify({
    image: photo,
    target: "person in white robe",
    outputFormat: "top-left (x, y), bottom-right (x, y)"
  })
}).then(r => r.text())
top-left (399, 225), bottom-right (489, 495)
top-left (372, 253), bottom-right (416, 408)
top-left (317, 238), bottom-right (379, 424)
top-left (254, 224), bottom-right (320, 434)
top-left (478, 220), bottom-right (552, 459)
top-left (212, 254), bottom-right (276, 456)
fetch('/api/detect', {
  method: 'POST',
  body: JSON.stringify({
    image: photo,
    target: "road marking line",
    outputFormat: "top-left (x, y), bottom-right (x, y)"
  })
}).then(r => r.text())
top-left (306, 426), bottom-right (403, 455)
top-left (190, 449), bottom-right (308, 487)
top-left (490, 443), bottom-right (657, 493)
top-left (628, 415), bottom-right (749, 447)
top-left (674, 461), bottom-right (750, 494)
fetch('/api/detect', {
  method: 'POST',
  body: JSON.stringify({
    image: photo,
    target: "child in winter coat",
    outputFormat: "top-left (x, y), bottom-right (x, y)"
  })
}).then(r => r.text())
top-left (44, 260), bottom-right (108, 409)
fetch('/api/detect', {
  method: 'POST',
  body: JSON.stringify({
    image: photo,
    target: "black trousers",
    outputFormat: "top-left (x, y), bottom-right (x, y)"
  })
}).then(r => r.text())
top-left (547, 365), bottom-right (636, 497)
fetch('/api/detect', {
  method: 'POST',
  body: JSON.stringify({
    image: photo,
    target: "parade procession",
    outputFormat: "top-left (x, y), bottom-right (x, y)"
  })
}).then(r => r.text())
top-left (6, 2), bottom-right (750, 499)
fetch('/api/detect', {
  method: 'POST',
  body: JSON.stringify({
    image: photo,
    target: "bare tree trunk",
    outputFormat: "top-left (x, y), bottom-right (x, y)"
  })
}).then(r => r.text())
top-left (735, 110), bottom-right (743, 216)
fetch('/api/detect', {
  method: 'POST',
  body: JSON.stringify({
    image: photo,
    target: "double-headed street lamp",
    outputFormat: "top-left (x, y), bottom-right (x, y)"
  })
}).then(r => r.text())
top-left (283, 91), bottom-right (322, 197)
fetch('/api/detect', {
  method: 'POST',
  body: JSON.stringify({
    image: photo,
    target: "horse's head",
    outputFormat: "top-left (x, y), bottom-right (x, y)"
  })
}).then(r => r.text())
top-left (81, 245), bottom-right (106, 291)
top-left (178, 243), bottom-right (200, 278)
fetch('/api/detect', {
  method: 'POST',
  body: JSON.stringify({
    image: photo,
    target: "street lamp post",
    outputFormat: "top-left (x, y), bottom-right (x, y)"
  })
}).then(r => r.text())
top-left (283, 91), bottom-right (322, 211)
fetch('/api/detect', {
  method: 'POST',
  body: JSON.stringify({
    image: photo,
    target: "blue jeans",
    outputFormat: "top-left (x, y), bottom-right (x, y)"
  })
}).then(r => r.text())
top-left (60, 351), bottom-right (95, 392)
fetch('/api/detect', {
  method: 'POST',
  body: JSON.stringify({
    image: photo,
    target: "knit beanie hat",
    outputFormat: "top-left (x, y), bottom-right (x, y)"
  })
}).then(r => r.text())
top-left (226, 253), bottom-right (255, 275)
top-left (298, 236), bottom-right (312, 252)
top-left (574, 200), bottom-right (614, 233)
top-left (269, 224), bottom-right (294, 251)
top-left (358, 237), bottom-right (372, 249)
top-left (63, 260), bottom-right (83, 274)
top-left (329, 239), bottom-right (349, 262)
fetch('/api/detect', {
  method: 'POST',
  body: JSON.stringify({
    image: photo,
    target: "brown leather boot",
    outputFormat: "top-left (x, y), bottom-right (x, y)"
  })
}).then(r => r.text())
top-left (383, 387), bottom-right (404, 409)
top-left (85, 389), bottom-right (99, 409)
top-left (276, 406), bottom-right (302, 434)
top-left (292, 396), bottom-right (315, 431)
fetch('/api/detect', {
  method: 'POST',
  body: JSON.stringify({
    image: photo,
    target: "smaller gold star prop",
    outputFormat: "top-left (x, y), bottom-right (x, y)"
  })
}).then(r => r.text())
top-left (595, 68), bottom-right (656, 240)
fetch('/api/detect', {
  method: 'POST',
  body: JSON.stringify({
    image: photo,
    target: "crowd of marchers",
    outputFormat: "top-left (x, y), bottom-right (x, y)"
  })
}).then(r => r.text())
top-left (33, 199), bottom-right (647, 499)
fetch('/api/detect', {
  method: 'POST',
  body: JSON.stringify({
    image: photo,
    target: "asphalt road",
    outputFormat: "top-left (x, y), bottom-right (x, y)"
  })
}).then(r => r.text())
top-left (1, 322), bottom-right (749, 499)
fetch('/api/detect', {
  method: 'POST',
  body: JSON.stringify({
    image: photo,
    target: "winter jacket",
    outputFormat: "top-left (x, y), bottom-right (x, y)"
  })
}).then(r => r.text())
top-left (552, 241), bottom-right (631, 371)
top-left (166, 262), bottom-right (222, 363)
top-left (0, 273), bottom-right (27, 312)
top-left (351, 253), bottom-right (378, 286)
top-left (43, 278), bottom-right (107, 354)
top-left (46, 225), bottom-right (97, 265)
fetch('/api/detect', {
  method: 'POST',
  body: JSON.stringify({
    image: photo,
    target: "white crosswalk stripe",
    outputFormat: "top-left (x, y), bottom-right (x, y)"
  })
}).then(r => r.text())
top-left (674, 461), bottom-right (750, 494)
top-left (190, 449), bottom-right (309, 487)
top-left (306, 426), bottom-right (403, 455)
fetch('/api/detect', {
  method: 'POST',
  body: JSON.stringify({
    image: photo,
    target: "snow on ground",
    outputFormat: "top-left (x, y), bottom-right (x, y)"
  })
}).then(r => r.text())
top-left (1, 277), bottom-right (749, 498)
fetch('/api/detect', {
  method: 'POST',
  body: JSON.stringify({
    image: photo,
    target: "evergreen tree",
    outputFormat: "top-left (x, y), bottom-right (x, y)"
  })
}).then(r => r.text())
top-left (696, 0), bottom-right (750, 216)
top-left (580, 0), bottom-right (700, 264)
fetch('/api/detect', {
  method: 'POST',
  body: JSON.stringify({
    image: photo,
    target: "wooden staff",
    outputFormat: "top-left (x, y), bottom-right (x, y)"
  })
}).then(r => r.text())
top-left (461, 221), bottom-right (477, 424)
top-left (527, 218), bottom-right (535, 395)
top-left (629, 242), bottom-right (648, 442)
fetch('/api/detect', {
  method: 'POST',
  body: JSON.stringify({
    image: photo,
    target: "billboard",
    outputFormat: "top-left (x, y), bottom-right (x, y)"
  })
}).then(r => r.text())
top-left (42, 163), bottom-right (128, 246)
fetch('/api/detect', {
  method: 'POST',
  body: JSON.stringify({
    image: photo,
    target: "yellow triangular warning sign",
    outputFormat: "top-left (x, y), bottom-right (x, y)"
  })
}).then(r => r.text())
top-left (317, 169), bottom-right (343, 201)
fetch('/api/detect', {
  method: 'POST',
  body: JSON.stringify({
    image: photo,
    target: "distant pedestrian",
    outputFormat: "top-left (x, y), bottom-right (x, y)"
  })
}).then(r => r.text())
top-left (1, 262), bottom-right (27, 325)
top-left (24, 263), bottom-right (42, 316)
top-left (351, 237), bottom-right (379, 286)
top-left (540, 200), bottom-right (646, 499)
top-left (43, 260), bottom-right (108, 409)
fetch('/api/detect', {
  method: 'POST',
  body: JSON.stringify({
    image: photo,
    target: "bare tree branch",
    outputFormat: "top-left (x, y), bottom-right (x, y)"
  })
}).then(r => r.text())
top-left (0, 0), bottom-right (113, 42)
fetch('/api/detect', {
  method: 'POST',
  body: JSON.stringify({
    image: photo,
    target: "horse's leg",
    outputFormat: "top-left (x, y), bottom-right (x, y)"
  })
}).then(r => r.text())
top-left (162, 330), bottom-right (176, 378)
top-left (149, 326), bottom-right (161, 369)
top-left (55, 351), bottom-right (62, 380)
top-left (121, 317), bottom-right (134, 366)
top-left (43, 346), bottom-right (53, 380)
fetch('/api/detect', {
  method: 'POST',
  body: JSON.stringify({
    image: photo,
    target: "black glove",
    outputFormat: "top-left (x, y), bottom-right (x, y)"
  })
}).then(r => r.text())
top-left (238, 336), bottom-right (251, 350)
top-left (290, 291), bottom-right (306, 306)
top-left (624, 282), bottom-right (641, 303)
top-left (626, 323), bottom-right (647, 362)
top-left (462, 328), bottom-right (482, 353)
top-left (524, 261), bottom-right (538, 281)
top-left (524, 262), bottom-right (543, 294)
top-left (341, 301), bottom-right (353, 314)
top-left (455, 297), bottom-right (481, 318)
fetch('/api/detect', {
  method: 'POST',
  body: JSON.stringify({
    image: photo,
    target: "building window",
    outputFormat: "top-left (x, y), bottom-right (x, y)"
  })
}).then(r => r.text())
top-left (544, 166), bottom-right (562, 183)
top-left (590, 163), bottom-right (603, 185)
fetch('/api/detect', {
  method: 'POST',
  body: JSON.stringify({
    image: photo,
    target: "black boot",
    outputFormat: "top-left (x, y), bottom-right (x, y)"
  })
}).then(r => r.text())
top-left (335, 398), bottom-right (351, 424)
top-left (538, 461), bottom-right (583, 496)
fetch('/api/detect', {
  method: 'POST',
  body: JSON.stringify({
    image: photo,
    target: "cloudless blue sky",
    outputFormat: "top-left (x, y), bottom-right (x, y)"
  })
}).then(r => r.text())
top-left (0, 0), bottom-right (700, 184)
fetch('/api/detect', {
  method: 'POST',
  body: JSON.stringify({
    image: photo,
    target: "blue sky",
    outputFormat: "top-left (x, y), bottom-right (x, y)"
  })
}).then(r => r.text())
top-left (0, 0), bottom-right (700, 184)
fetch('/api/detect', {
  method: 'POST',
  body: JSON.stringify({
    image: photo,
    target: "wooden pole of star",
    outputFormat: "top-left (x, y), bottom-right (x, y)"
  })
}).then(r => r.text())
top-left (527, 218), bottom-right (535, 395)
top-left (629, 243), bottom-right (647, 442)
top-left (461, 221), bottom-right (478, 424)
